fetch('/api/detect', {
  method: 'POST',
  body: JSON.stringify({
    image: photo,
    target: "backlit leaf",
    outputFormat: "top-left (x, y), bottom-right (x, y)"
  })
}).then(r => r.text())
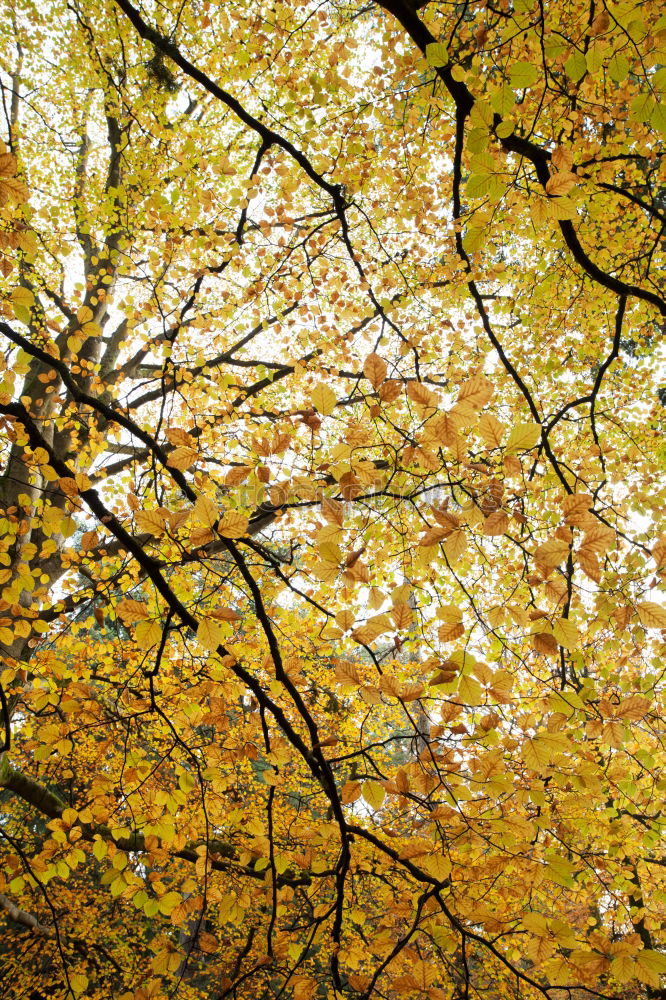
top-left (311, 383), bottom-right (337, 416)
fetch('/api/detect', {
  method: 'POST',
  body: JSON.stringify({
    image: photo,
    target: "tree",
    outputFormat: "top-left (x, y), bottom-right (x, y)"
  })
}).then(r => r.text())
top-left (0, 0), bottom-right (665, 996)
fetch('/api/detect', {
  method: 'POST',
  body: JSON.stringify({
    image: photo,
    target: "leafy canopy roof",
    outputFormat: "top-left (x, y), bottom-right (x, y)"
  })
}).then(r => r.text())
top-left (0, 0), bottom-right (665, 998)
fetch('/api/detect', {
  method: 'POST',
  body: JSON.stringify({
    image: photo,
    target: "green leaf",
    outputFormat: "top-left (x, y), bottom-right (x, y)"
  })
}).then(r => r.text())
top-left (631, 94), bottom-right (655, 123)
top-left (608, 52), bottom-right (629, 82)
top-left (509, 61), bottom-right (538, 89)
top-left (143, 898), bottom-right (160, 918)
top-left (543, 853), bottom-right (576, 888)
top-left (157, 891), bottom-right (181, 915)
top-left (495, 119), bottom-right (514, 138)
top-left (425, 42), bottom-right (449, 67)
top-left (466, 174), bottom-right (492, 199)
top-left (585, 44), bottom-right (604, 74)
top-left (564, 49), bottom-right (587, 81)
top-left (651, 104), bottom-right (666, 138)
top-left (491, 83), bottom-right (515, 117)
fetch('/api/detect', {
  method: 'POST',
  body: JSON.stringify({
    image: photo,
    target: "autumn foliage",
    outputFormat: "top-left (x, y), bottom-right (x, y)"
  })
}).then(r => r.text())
top-left (1, 0), bottom-right (666, 997)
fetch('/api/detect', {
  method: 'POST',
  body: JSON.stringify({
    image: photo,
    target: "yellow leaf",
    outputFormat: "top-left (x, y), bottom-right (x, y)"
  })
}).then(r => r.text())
top-left (194, 495), bottom-right (218, 528)
top-left (197, 618), bottom-right (229, 652)
top-left (69, 974), bottom-right (89, 995)
top-left (93, 839), bottom-right (107, 861)
top-left (218, 512), bottom-right (249, 538)
top-left (17, 229), bottom-right (38, 255)
top-left (561, 492), bottom-right (593, 526)
top-left (580, 523), bottom-right (615, 555)
top-left (458, 674), bottom-right (483, 706)
top-left (362, 780), bottom-right (385, 810)
top-left (158, 891), bottom-right (182, 916)
top-left (578, 548), bottom-right (600, 582)
top-left (535, 536), bottom-right (570, 568)
top-left (406, 380), bottom-right (438, 408)
top-left (11, 286), bottom-right (34, 309)
top-left (602, 720), bottom-right (625, 748)
top-left (530, 196), bottom-right (551, 227)
top-left (425, 41), bottom-right (449, 67)
top-left (636, 950), bottom-right (666, 976)
top-left (135, 619), bottom-right (163, 648)
top-left (505, 421), bottom-right (542, 454)
top-left (318, 539), bottom-right (341, 564)
top-left (420, 853), bottom-right (451, 881)
top-left (553, 618), bottom-right (580, 648)
top-left (636, 601), bottom-right (666, 629)
top-left (610, 954), bottom-right (636, 984)
top-left (352, 613), bottom-right (392, 644)
top-left (437, 621), bottom-right (464, 643)
top-left (543, 853), bottom-right (575, 888)
top-left (528, 936), bottom-right (556, 965)
top-left (412, 960), bottom-right (436, 990)
top-left (444, 530), bottom-right (467, 563)
top-left (312, 560), bottom-right (339, 583)
top-left (522, 911), bottom-right (549, 936)
top-left (311, 383), bottom-right (337, 416)
top-left (135, 509), bottom-right (166, 536)
top-left (437, 604), bottom-right (463, 624)
top-left (336, 609), bottom-right (355, 631)
top-left (523, 736), bottom-right (553, 771)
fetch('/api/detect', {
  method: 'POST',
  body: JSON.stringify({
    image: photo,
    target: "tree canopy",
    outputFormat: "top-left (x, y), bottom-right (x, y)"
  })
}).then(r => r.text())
top-left (1, 0), bottom-right (666, 997)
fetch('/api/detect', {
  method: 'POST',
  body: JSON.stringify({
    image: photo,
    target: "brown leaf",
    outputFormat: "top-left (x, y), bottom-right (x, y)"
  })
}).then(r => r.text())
top-left (457, 374), bottom-right (494, 409)
top-left (363, 352), bottom-right (387, 388)
top-left (117, 599), bottom-right (150, 624)
top-left (483, 510), bottom-right (508, 535)
top-left (406, 380), bottom-right (438, 408)
top-left (392, 603), bottom-right (413, 630)
top-left (379, 379), bottom-right (402, 403)
top-left (532, 632), bottom-right (558, 656)
top-left (437, 621), bottom-right (464, 643)
top-left (198, 932), bottom-right (218, 954)
top-left (165, 427), bottom-right (196, 448)
top-left (545, 171), bottom-right (577, 196)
